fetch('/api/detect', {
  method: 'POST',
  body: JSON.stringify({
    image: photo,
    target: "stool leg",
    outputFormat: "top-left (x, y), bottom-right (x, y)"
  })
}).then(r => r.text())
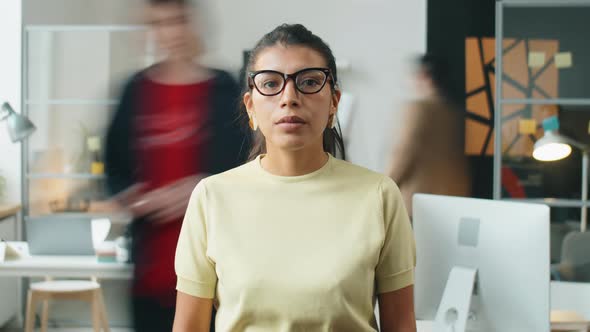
top-left (40, 299), bottom-right (49, 332)
top-left (24, 290), bottom-right (37, 332)
top-left (97, 290), bottom-right (110, 332)
top-left (91, 290), bottom-right (101, 332)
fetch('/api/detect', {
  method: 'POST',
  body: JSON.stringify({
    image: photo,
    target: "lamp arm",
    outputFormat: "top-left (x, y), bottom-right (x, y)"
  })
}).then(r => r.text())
top-left (570, 140), bottom-right (589, 152)
top-left (559, 134), bottom-right (590, 152)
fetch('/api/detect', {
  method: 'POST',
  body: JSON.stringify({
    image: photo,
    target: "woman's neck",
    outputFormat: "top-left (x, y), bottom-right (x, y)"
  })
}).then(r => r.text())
top-left (261, 144), bottom-right (329, 176)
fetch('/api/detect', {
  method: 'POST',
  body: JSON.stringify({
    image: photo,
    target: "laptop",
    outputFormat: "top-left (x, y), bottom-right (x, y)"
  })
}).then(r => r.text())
top-left (26, 215), bottom-right (95, 255)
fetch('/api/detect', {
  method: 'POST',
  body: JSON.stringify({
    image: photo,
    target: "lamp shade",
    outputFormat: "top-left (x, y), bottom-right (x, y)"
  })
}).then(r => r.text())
top-left (533, 130), bottom-right (572, 161)
top-left (2, 102), bottom-right (36, 142)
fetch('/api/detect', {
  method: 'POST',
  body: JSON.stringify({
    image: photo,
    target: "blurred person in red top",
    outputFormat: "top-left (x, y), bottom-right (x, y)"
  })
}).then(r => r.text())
top-left (105, 0), bottom-right (248, 331)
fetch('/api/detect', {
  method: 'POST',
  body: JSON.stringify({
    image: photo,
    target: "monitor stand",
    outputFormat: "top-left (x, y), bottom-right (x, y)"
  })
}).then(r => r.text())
top-left (434, 266), bottom-right (477, 332)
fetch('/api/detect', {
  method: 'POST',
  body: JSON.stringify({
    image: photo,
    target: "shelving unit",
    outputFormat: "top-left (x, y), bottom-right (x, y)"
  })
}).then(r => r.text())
top-left (21, 25), bottom-right (152, 218)
top-left (493, 1), bottom-right (590, 289)
top-left (13, 24), bottom-right (153, 329)
top-left (494, 1), bottom-right (590, 212)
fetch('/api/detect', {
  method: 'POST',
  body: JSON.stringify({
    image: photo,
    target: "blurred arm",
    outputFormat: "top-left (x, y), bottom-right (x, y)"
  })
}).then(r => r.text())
top-left (105, 76), bottom-right (138, 196)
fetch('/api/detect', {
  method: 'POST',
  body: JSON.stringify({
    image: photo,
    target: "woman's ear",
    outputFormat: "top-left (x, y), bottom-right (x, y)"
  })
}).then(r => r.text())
top-left (244, 91), bottom-right (254, 114)
top-left (331, 89), bottom-right (342, 115)
top-left (244, 92), bottom-right (258, 130)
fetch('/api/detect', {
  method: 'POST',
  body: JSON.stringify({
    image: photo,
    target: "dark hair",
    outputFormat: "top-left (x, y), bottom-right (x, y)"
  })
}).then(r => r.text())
top-left (241, 23), bottom-right (346, 161)
top-left (417, 54), bottom-right (452, 99)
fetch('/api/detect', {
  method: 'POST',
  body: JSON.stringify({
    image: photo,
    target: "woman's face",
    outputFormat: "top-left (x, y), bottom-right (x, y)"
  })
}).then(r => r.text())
top-left (244, 45), bottom-right (341, 154)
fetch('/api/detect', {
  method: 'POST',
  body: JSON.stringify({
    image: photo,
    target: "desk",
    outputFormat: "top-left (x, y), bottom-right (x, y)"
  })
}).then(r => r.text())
top-left (0, 255), bottom-right (133, 279)
top-left (0, 243), bottom-right (132, 328)
top-left (416, 318), bottom-right (589, 332)
top-left (0, 205), bottom-right (20, 327)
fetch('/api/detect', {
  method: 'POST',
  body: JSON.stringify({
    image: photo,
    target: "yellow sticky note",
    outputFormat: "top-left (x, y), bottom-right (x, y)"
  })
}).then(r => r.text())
top-left (91, 162), bottom-right (104, 175)
top-left (555, 52), bottom-right (573, 69)
top-left (528, 52), bottom-right (546, 68)
top-left (519, 119), bottom-right (537, 135)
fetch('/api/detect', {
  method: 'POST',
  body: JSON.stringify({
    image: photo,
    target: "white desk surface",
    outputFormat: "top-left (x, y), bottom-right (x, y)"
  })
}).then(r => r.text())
top-left (0, 242), bottom-right (132, 279)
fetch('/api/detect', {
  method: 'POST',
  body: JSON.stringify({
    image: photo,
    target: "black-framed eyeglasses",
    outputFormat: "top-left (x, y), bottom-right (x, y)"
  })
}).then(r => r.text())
top-left (248, 67), bottom-right (333, 96)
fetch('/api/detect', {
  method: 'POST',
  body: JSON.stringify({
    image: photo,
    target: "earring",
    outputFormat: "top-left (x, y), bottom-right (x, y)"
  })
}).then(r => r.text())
top-left (249, 114), bottom-right (258, 131)
top-left (330, 114), bottom-right (337, 129)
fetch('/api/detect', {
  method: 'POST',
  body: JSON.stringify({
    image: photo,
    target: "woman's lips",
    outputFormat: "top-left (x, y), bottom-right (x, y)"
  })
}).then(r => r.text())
top-left (277, 116), bottom-right (306, 124)
top-left (276, 116), bottom-right (306, 131)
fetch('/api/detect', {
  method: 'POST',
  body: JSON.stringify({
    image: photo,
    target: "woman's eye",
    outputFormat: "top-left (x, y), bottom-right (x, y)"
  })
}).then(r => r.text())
top-left (301, 79), bottom-right (320, 87)
top-left (263, 80), bottom-right (279, 88)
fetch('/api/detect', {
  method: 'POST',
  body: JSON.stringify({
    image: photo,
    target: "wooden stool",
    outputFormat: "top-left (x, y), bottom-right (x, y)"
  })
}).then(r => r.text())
top-left (24, 277), bottom-right (110, 332)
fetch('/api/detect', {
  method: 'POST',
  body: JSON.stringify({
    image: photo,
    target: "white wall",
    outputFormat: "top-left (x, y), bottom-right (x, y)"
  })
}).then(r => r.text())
top-left (0, 0), bottom-right (22, 205)
top-left (0, 1), bottom-right (21, 327)
top-left (25, 0), bottom-right (427, 172)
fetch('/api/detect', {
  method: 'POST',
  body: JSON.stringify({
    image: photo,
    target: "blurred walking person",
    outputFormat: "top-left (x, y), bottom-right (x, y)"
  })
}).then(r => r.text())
top-left (105, 1), bottom-right (248, 331)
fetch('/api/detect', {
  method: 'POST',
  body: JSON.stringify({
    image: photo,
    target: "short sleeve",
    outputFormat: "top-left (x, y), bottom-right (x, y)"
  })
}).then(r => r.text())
top-left (375, 176), bottom-right (416, 294)
top-left (175, 180), bottom-right (217, 298)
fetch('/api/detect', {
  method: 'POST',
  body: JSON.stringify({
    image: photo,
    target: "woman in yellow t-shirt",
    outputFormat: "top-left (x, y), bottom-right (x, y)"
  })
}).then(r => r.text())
top-left (173, 23), bottom-right (416, 332)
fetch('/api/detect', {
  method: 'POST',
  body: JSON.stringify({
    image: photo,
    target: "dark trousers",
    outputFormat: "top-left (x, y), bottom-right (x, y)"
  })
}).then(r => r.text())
top-left (132, 296), bottom-right (216, 332)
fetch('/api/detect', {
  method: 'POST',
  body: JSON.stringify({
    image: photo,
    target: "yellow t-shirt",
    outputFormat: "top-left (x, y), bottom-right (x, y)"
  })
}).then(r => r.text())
top-left (175, 154), bottom-right (416, 331)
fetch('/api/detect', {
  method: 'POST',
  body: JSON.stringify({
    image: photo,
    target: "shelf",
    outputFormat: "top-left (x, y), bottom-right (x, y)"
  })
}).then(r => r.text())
top-left (25, 25), bottom-right (146, 32)
top-left (500, 99), bottom-right (590, 106)
top-left (502, 198), bottom-right (590, 208)
top-left (25, 99), bottom-right (118, 106)
top-left (27, 173), bottom-right (105, 180)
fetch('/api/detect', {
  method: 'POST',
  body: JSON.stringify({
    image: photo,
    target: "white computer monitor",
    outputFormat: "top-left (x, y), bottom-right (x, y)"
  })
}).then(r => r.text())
top-left (413, 194), bottom-right (550, 332)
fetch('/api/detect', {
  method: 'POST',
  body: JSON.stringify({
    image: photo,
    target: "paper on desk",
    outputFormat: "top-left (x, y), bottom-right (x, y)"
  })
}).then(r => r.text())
top-left (0, 241), bottom-right (28, 261)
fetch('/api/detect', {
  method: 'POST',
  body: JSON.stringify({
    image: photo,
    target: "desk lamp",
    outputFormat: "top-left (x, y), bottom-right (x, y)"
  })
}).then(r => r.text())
top-left (1, 102), bottom-right (36, 142)
top-left (533, 115), bottom-right (588, 232)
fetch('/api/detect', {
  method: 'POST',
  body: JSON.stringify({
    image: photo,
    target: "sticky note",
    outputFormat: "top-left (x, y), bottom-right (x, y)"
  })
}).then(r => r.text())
top-left (87, 136), bottom-right (101, 151)
top-left (519, 119), bottom-right (537, 134)
top-left (528, 52), bottom-right (546, 68)
top-left (555, 52), bottom-right (573, 69)
top-left (587, 120), bottom-right (590, 134)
